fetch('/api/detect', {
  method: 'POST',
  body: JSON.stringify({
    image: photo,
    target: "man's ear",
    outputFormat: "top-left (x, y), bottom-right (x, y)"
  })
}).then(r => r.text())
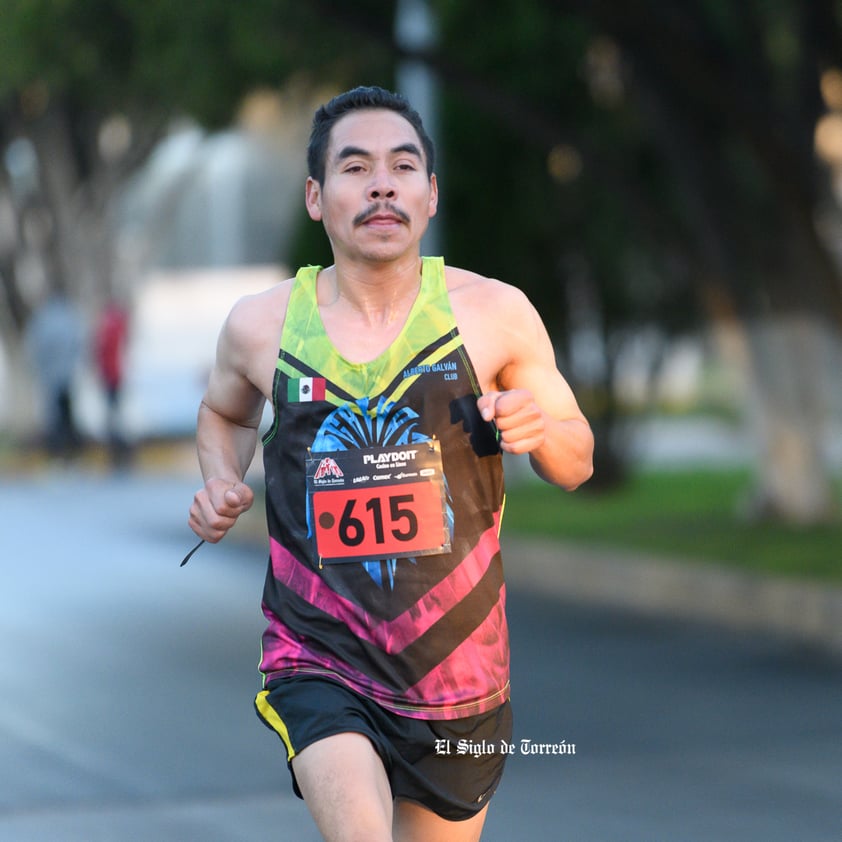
top-left (305, 177), bottom-right (323, 221)
top-left (428, 173), bottom-right (438, 219)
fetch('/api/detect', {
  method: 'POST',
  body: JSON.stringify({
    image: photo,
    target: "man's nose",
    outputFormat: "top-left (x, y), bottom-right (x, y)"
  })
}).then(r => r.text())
top-left (368, 166), bottom-right (396, 200)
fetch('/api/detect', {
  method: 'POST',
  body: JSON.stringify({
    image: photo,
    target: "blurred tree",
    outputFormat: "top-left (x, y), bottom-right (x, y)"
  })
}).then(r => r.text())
top-left (1, 0), bottom-right (839, 524)
top-left (0, 0), bottom-right (393, 431)
top-left (0, 0), bottom-right (393, 314)
top-left (424, 0), bottom-right (842, 522)
top-left (556, 0), bottom-right (842, 523)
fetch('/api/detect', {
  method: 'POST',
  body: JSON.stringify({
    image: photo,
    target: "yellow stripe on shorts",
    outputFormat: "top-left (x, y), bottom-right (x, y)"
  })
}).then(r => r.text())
top-left (255, 690), bottom-right (296, 762)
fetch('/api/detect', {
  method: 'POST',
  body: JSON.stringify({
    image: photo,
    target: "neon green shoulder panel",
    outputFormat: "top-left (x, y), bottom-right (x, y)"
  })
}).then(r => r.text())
top-left (276, 256), bottom-right (463, 405)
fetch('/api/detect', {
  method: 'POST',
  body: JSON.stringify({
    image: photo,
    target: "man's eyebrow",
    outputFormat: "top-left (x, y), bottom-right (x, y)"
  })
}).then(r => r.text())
top-left (391, 142), bottom-right (422, 159)
top-left (335, 142), bottom-right (423, 162)
top-left (336, 145), bottom-right (370, 162)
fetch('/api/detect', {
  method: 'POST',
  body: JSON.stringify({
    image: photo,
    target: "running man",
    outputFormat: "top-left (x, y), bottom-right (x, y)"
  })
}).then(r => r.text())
top-left (188, 86), bottom-right (593, 842)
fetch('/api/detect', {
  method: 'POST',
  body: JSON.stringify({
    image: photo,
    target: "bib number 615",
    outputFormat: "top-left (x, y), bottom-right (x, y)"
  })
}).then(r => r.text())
top-left (337, 494), bottom-right (417, 546)
top-left (313, 481), bottom-right (446, 561)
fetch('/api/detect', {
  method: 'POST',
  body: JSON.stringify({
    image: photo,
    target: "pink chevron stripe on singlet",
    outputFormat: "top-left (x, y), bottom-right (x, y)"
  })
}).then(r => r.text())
top-left (268, 511), bottom-right (502, 656)
top-left (402, 590), bottom-right (510, 709)
top-left (259, 580), bottom-right (510, 718)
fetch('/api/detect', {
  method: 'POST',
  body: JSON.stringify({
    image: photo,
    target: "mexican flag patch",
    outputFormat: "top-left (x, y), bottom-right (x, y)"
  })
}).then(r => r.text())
top-left (287, 376), bottom-right (326, 402)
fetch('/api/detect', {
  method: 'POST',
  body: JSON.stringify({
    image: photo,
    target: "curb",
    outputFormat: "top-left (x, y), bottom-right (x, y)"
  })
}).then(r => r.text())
top-left (502, 535), bottom-right (842, 657)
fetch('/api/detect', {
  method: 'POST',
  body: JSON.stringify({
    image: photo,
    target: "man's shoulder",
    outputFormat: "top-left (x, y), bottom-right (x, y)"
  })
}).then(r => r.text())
top-left (444, 266), bottom-right (538, 388)
top-left (443, 264), bottom-right (491, 289)
top-left (232, 276), bottom-right (294, 313)
top-left (224, 277), bottom-right (295, 342)
top-left (444, 265), bottom-right (532, 313)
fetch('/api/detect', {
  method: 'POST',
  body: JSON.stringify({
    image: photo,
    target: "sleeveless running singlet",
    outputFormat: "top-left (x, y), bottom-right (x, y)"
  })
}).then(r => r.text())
top-left (259, 256), bottom-right (508, 720)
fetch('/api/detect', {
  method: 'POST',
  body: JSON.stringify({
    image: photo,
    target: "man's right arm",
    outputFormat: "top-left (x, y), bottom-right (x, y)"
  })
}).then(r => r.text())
top-left (188, 299), bottom-right (268, 543)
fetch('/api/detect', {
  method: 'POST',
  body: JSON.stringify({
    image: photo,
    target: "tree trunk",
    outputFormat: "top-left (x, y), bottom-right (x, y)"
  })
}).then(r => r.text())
top-left (735, 315), bottom-right (839, 524)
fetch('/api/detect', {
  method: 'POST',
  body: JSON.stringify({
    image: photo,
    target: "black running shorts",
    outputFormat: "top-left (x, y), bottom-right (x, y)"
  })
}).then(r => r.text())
top-left (255, 675), bottom-right (512, 821)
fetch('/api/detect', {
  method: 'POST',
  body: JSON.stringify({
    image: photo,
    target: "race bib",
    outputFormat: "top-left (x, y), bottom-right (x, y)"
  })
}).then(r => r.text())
top-left (305, 440), bottom-right (451, 564)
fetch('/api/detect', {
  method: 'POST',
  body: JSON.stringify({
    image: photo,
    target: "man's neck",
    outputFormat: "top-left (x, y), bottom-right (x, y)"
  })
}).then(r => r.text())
top-left (321, 255), bottom-right (423, 327)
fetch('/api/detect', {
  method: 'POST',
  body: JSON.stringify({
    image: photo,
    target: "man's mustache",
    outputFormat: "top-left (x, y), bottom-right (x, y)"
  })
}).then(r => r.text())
top-left (353, 204), bottom-right (411, 226)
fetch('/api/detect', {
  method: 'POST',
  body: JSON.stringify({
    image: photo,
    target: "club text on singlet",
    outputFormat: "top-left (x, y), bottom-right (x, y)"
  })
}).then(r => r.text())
top-left (259, 256), bottom-right (508, 719)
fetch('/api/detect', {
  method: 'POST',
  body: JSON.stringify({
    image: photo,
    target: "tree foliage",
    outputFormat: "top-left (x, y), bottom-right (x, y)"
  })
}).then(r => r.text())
top-left (6, 0), bottom-right (837, 327)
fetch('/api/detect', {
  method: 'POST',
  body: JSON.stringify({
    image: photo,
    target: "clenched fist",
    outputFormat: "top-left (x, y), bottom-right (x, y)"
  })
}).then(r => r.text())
top-left (188, 478), bottom-right (255, 543)
top-left (477, 389), bottom-right (546, 455)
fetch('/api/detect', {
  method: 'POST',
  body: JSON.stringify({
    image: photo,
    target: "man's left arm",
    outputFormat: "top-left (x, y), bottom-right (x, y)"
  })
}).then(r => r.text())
top-left (476, 293), bottom-right (594, 490)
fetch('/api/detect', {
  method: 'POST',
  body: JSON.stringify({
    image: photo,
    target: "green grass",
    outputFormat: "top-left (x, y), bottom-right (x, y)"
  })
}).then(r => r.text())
top-left (502, 469), bottom-right (842, 583)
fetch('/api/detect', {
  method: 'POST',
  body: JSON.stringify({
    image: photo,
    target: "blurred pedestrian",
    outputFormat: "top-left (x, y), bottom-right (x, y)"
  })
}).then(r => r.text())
top-left (94, 298), bottom-right (130, 467)
top-left (188, 86), bottom-right (593, 841)
top-left (24, 290), bottom-right (85, 461)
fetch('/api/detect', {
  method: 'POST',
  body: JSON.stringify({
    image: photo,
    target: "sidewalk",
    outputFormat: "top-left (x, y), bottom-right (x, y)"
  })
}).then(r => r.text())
top-left (502, 534), bottom-right (842, 657)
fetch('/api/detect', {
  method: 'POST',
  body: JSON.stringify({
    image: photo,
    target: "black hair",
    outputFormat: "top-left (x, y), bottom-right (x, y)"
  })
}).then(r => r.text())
top-left (307, 85), bottom-right (435, 184)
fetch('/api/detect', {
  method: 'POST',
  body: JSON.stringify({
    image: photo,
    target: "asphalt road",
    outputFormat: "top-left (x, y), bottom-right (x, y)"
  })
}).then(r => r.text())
top-left (1, 467), bottom-right (840, 841)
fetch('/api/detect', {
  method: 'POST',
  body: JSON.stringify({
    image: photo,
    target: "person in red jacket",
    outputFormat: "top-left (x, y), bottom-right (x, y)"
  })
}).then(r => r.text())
top-left (94, 299), bottom-right (130, 465)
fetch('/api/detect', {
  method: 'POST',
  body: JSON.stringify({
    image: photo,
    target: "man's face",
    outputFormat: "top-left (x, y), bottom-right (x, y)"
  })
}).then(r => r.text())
top-left (305, 109), bottom-right (438, 264)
